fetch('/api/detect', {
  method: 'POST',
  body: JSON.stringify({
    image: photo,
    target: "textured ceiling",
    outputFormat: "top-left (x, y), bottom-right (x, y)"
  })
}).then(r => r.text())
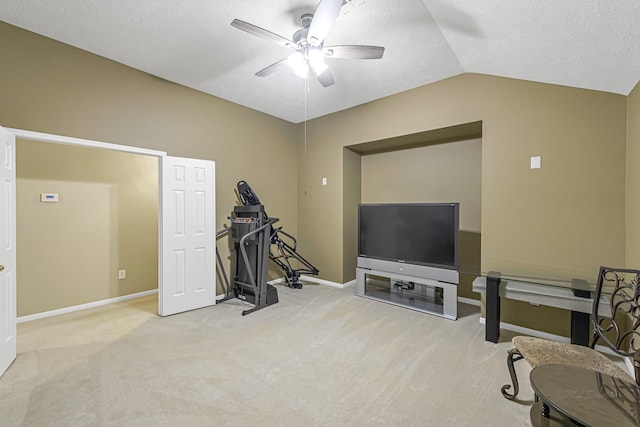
top-left (1, 0), bottom-right (639, 123)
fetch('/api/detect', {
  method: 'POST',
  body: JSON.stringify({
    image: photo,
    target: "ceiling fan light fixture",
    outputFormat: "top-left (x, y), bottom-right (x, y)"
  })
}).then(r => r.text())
top-left (231, 0), bottom-right (385, 87)
top-left (287, 52), bottom-right (309, 78)
top-left (294, 65), bottom-right (309, 79)
top-left (309, 49), bottom-right (328, 76)
top-left (312, 60), bottom-right (328, 76)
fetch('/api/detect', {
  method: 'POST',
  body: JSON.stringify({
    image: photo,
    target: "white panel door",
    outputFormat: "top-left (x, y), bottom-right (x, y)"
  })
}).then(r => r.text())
top-left (159, 156), bottom-right (216, 316)
top-left (0, 126), bottom-right (16, 378)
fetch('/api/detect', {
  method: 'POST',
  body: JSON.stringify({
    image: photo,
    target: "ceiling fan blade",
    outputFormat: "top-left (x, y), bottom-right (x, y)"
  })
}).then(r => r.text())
top-left (231, 19), bottom-right (295, 49)
top-left (313, 67), bottom-right (335, 88)
top-left (255, 59), bottom-right (289, 77)
top-left (307, 0), bottom-right (343, 47)
top-left (323, 45), bottom-right (385, 59)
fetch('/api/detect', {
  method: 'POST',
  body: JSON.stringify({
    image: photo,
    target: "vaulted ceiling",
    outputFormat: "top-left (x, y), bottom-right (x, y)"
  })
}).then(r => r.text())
top-left (1, 0), bottom-right (639, 123)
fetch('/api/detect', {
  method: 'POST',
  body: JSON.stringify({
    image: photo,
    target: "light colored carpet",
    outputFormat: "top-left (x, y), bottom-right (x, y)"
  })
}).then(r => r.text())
top-left (0, 283), bottom-right (534, 426)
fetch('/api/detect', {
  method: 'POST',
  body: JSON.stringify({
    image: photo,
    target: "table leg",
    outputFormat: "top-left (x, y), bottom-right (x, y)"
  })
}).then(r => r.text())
top-left (570, 311), bottom-right (590, 346)
top-left (541, 401), bottom-right (550, 418)
top-left (570, 278), bottom-right (591, 346)
top-left (485, 271), bottom-right (501, 343)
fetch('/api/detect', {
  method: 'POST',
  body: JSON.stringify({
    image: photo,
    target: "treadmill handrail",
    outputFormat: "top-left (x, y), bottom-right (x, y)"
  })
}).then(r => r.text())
top-left (238, 217), bottom-right (279, 291)
top-left (216, 226), bottom-right (230, 238)
top-left (215, 226), bottom-right (232, 294)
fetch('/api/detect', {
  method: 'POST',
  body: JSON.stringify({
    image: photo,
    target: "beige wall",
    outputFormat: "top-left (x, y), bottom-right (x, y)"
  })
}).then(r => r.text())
top-left (0, 21), bottom-right (300, 310)
top-left (627, 81), bottom-right (640, 267)
top-left (342, 148), bottom-right (362, 281)
top-left (360, 138), bottom-right (482, 299)
top-left (299, 74), bottom-right (627, 336)
top-left (0, 21), bottom-right (298, 244)
top-left (16, 140), bottom-right (158, 316)
top-left (361, 138), bottom-right (481, 231)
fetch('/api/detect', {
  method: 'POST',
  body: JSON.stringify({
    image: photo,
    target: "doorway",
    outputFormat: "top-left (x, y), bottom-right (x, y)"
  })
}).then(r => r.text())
top-left (16, 138), bottom-right (159, 319)
top-left (7, 127), bottom-right (217, 318)
top-left (1, 126), bottom-right (217, 379)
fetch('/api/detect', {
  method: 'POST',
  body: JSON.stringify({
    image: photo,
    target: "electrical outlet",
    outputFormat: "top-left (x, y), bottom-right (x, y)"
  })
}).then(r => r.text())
top-left (118, 269), bottom-right (126, 280)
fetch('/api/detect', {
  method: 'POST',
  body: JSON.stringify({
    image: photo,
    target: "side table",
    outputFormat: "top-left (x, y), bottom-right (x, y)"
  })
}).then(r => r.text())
top-left (529, 364), bottom-right (640, 426)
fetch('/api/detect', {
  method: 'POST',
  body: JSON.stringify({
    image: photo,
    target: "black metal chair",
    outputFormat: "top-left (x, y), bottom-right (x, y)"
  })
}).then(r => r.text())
top-left (501, 266), bottom-right (640, 400)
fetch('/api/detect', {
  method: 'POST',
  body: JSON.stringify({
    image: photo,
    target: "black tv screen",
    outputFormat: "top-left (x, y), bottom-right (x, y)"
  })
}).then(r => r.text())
top-left (358, 203), bottom-right (459, 270)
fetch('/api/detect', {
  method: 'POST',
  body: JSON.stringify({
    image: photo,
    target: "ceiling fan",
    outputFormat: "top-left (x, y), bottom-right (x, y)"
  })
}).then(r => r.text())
top-left (231, 0), bottom-right (385, 88)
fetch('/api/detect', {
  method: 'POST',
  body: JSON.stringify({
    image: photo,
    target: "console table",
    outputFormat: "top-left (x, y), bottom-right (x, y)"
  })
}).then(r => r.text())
top-left (472, 273), bottom-right (610, 344)
top-left (530, 364), bottom-right (640, 426)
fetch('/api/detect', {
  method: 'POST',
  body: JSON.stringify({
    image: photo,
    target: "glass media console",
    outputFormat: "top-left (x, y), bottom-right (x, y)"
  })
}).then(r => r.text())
top-left (355, 258), bottom-right (458, 320)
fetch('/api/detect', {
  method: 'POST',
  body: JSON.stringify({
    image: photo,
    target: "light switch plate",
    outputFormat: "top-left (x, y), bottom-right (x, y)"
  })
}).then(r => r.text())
top-left (530, 156), bottom-right (541, 169)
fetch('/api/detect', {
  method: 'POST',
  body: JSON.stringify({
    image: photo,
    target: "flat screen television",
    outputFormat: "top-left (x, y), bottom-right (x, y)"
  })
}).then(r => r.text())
top-left (358, 203), bottom-right (459, 270)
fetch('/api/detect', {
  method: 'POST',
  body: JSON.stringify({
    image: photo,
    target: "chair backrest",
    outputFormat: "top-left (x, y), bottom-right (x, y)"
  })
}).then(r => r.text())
top-left (591, 266), bottom-right (640, 384)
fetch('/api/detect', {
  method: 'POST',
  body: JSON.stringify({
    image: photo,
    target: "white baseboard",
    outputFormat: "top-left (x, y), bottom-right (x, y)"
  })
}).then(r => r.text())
top-left (478, 317), bottom-right (570, 343)
top-left (216, 276), bottom-right (347, 301)
top-left (300, 275), bottom-right (355, 288)
top-left (625, 357), bottom-right (635, 375)
top-left (458, 296), bottom-right (480, 306)
top-left (341, 279), bottom-right (356, 288)
top-left (17, 289), bottom-right (158, 323)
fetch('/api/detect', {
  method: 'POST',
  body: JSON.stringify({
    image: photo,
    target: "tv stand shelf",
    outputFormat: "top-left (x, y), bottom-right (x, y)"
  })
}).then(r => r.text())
top-left (355, 267), bottom-right (458, 320)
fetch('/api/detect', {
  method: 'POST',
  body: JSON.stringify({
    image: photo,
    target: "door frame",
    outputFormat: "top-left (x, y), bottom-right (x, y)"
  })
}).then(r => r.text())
top-left (6, 127), bottom-right (168, 314)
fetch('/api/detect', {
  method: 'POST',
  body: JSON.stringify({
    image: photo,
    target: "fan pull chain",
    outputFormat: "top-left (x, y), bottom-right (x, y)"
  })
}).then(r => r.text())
top-left (304, 74), bottom-right (308, 196)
